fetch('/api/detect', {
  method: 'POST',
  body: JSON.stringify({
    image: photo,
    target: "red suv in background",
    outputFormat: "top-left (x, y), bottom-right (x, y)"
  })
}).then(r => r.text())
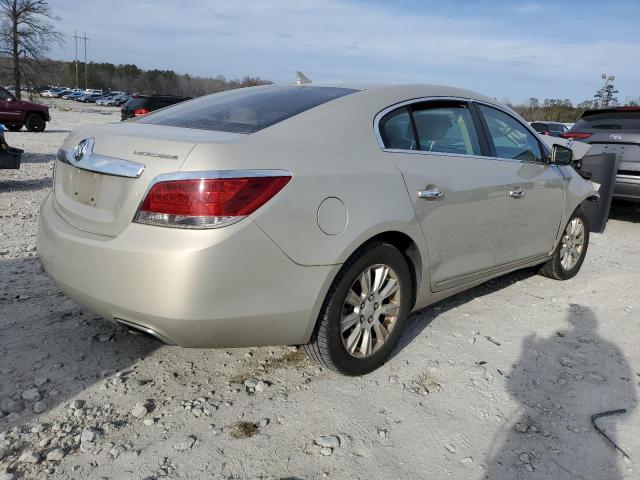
top-left (0, 87), bottom-right (50, 132)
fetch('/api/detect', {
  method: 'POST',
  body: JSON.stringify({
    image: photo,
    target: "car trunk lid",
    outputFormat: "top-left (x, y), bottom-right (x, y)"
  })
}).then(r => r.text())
top-left (52, 123), bottom-right (242, 237)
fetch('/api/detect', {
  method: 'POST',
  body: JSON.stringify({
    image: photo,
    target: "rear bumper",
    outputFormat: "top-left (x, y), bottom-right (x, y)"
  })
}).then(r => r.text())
top-left (37, 193), bottom-right (333, 348)
top-left (614, 175), bottom-right (640, 201)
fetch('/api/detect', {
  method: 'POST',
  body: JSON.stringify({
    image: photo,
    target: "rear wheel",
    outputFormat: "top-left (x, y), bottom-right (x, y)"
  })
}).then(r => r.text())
top-left (25, 113), bottom-right (46, 132)
top-left (303, 241), bottom-right (412, 375)
top-left (5, 124), bottom-right (22, 132)
top-left (539, 209), bottom-right (589, 280)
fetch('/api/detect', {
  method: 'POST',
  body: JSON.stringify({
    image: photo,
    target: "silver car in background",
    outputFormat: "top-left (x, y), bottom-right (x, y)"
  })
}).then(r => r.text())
top-left (37, 83), bottom-right (598, 375)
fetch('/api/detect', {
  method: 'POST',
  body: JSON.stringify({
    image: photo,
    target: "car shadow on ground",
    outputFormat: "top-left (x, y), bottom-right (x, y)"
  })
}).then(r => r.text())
top-left (19, 153), bottom-right (55, 164)
top-left (0, 256), bottom-right (160, 432)
top-left (5, 130), bottom-right (71, 134)
top-left (609, 200), bottom-right (640, 224)
top-left (0, 176), bottom-right (52, 193)
top-left (484, 304), bottom-right (636, 479)
top-left (392, 268), bottom-right (538, 358)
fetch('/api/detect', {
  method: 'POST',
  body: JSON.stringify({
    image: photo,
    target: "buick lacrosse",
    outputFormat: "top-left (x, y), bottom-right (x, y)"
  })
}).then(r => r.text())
top-left (38, 82), bottom-right (598, 375)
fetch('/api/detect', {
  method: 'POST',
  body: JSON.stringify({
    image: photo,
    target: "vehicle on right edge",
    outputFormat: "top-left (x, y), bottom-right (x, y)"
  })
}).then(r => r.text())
top-left (563, 107), bottom-right (640, 202)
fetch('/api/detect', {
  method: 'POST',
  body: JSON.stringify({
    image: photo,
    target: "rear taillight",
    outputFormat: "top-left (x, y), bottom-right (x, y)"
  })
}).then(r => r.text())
top-left (543, 131), bottom-right (550, 136)
top-left (133, 108), bottom-right (150, 116)
top-left (134, 173), bottom-right (291, 229)
top-left (561, 132), bottom-right (592, 140)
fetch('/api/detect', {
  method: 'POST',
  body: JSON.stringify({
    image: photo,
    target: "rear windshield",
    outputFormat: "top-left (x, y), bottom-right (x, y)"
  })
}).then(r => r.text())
top-left (123, 97), bottom-right (152, 110)
top-left (574, 111), bottom-right (640, 131)
top-left (134, 85), bottom-right (358, 133)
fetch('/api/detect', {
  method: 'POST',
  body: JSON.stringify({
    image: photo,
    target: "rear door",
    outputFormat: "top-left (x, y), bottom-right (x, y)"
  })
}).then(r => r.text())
top-left (475, 104), bottom-right (565, 264)
top-left (379, 100), bottom-right (509, 292)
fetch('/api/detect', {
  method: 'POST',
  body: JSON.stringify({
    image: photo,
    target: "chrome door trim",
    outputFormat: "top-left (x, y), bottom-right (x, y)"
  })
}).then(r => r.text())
top-left (432, 252), bottom-right (550, 292)
top-left (57, 138), bottom-right (146, 178)
top-left (417, 188), bottom-right (444, 200)
top-left (509, 188), bottom-right (525, 199)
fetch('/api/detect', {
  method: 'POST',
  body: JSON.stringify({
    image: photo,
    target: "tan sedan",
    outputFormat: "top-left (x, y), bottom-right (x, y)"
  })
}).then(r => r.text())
top-left (37, 83), bottom-right (598, 374)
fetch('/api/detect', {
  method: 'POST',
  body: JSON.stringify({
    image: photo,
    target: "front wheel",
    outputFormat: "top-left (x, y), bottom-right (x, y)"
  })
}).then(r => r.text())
top-left (303, 241), bottom-right (413, 375)
top-left (539, 209), bottom-right (589, 280)
top-left (5, 124), bottom-right (22, 132)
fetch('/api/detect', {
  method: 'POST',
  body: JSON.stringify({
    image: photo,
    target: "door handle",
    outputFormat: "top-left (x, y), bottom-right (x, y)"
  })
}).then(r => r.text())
top-left (509, 188), bottom-right (525, 199)
top-left (418, 188), bottom-right (444, 200)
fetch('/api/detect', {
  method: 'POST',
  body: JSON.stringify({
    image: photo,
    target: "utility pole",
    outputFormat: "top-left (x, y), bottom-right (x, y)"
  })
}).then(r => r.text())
top-left (72, 30), bottom-right (90, 89)
top-left (83, 32), bottom-right (89, 89)
top-left (72, 29), bottom-right (79, 89)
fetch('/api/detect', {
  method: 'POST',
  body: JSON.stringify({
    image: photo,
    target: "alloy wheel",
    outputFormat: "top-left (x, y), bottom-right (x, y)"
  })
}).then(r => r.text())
top-left (340, 264), bottom-right (401, 358)
top-left (560, 217), bottom-right (585, 271)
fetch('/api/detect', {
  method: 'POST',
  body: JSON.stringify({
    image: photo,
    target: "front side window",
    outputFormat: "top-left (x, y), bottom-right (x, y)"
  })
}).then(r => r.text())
top-left (479, 105), bottom-right (543, 162)
top-left (412, 103), bottom-right (481, 156)
top-left (0, 88), bottom-right (13, 101)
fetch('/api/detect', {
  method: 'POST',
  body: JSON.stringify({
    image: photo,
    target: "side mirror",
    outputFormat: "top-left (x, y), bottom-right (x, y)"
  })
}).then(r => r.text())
top-left (552, 144), bottom-right (573, 165)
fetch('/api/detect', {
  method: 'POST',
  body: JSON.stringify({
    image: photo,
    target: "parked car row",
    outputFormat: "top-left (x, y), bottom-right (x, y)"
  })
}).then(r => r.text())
top-left (39, 87), bottom-right (132, 106)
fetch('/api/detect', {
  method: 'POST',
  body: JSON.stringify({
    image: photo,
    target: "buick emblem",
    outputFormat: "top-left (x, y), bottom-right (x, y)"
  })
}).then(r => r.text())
top-left (74, 139), bottom-right (89, 162)
top-left (610, 133), bottom-right (623, 141)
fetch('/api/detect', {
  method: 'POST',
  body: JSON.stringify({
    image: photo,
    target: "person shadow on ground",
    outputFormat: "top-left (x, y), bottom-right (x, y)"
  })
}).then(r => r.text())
top-left (485, 304), bottom-right (637, 479)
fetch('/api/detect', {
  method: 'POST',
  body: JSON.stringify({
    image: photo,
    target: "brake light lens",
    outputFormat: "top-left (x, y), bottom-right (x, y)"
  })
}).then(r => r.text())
top-left (134, 174), bottom-right (291, 228)
top-left (561, 132), bottom-right (592, 140)
top-left (133, 108), bottom-right (150, 116)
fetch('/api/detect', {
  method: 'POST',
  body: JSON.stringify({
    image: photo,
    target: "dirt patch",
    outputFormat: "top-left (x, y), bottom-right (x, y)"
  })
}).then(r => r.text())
top-left (227, 421), bottom-right (259, 439)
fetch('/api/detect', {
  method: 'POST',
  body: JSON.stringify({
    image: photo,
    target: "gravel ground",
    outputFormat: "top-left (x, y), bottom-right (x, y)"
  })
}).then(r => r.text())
top-left (1, 99), bottom-right (640, 480)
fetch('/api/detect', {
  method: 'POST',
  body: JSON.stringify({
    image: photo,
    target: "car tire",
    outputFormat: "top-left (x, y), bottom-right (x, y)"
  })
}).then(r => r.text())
top-left (24, 113), bottom-right (46, 132)
top-left (303, 241), bottom-right (413, 375)
top-left (5, 124), bottom-right (22, 131)
top-left (539, 208), bottom-right (589, 280)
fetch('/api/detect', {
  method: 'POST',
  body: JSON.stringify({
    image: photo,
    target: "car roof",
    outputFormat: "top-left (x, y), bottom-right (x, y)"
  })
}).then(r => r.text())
top-left (306, 82), bottom-right (499, 103)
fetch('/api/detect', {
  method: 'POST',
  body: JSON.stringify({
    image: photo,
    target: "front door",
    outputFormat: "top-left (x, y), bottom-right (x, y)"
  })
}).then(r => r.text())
top-left (475, 104), bottom-right (565, 263)
top-left (0, 88), bottom-right (22, 125)
top-left (379, 100), bottom-right (509, 292)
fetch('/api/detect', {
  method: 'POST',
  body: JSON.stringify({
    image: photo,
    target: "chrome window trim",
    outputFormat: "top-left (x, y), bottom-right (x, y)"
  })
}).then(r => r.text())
top-left (58, 138), bottom-right (145, 178)
top-left (373, 96), bottom-right (550, 164)
top-left (133, 169), bottom-right (293, 229)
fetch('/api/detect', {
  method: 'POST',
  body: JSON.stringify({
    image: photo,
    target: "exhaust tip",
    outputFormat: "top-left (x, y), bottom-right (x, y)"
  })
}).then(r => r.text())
top-left (115, 318), bottom-right (176, 346)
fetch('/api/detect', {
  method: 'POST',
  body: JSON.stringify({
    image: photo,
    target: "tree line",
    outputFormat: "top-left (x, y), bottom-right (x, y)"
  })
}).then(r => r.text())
top-left (0, 56), bottom-right (272, 97)
top-left (508, 94), bottom-right (640, 123)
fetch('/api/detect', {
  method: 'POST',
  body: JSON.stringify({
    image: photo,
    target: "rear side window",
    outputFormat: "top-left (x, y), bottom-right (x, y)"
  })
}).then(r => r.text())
top-left (412, 103), bottom-right (481, 155)
top-left (136, 86), bottom-right (357, 133)
top-left (479, 105), bottom-right (543, 162)
top-left (379, 107), bottom-right (416, 150)
top-left (574, 110), bottom-right (640, 130)
top-left (530, 122), bottom-right (547, 132)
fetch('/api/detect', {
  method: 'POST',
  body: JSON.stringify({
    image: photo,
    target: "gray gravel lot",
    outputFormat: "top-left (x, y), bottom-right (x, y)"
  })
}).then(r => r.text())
top-left (1, 100), bottom-right (639, 479)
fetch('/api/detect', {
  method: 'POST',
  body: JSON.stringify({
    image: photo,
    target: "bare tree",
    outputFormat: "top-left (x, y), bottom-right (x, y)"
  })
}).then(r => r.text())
top-left (0, 0), bottom-right (62, 98)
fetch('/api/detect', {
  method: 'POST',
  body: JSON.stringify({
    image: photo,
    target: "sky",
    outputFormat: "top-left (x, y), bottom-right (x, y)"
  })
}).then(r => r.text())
top-left (46, 0), bottom-right (639, 104)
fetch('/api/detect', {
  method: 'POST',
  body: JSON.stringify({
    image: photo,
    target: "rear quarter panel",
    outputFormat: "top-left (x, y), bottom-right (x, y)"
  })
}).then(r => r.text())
top-left (181, 92), bottom-right (428, 269)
